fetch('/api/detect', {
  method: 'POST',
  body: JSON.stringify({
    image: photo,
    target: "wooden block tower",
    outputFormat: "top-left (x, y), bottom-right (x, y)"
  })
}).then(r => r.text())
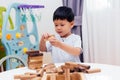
top-left (26, 50), bottom-right (43, 69)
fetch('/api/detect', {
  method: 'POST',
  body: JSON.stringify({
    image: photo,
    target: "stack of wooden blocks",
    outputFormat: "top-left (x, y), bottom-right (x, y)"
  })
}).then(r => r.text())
top-left (14, 57), bottom-right (101, 80)
top-left (26, 50), bottom-right (43, 69)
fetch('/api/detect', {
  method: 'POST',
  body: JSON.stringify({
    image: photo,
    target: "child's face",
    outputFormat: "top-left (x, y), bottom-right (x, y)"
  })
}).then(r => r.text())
top-left (53, 19), bottom-right (74, 38)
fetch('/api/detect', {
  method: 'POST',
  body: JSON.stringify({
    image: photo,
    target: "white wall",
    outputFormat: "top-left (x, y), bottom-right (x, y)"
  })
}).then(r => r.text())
top-left (0, 0), bottom-right (62, 40)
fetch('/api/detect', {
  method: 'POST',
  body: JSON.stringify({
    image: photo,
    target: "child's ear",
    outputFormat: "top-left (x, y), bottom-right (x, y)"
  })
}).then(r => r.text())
top-left (70, 21), bottom-right (74, 28)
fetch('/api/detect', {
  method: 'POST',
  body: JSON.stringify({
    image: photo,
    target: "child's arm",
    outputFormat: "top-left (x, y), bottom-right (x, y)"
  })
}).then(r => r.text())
top-left (39, 33), bottom-right (54, 51)
top-left (49, 37), bottom-right (82, 56)
top-left (39, 35), bottom-right (47, 51)
top-left (40, 33), bottom-right (51, 51)
top-left (59, 42), bottom-right (82, 56)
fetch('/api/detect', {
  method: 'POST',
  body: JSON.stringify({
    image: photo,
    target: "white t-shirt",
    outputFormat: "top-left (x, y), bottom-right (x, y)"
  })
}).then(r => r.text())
top-left (46, 34), bottom-right (82, 63)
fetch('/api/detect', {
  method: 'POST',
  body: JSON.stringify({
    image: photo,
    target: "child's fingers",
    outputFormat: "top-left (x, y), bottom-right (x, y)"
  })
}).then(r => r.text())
top-left (42, 33), bottom-right (55, 41)
top-left (48, 35), bottom-right (55, 41)
top-left (43, 33), bottom-right (49, 38)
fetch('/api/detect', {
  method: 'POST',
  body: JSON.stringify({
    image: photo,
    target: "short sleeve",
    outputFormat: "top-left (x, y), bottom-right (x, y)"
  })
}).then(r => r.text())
top-left (46, 41), bottom-right (52, 52)
top-left (74, 35), bottom-right (82, 48)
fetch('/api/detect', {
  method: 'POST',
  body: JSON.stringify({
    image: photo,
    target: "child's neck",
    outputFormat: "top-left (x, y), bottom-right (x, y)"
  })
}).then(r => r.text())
top-left (61, 33), bottom-right (72, 38)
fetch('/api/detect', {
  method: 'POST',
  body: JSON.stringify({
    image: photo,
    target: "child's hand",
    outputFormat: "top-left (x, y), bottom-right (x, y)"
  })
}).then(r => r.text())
top-left (41, 33), bottom-right (49, 41)
top-left (41, 33), bottom-right (55, 41)
top-left (48, 37), bottom-right (61, 47)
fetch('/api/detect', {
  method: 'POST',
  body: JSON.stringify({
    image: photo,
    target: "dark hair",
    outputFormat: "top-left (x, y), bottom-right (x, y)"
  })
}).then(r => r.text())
top-left (53, 6), bottom-right (74, 22)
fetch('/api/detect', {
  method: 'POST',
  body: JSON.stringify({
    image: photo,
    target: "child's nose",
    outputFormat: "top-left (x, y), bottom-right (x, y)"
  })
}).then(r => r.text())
top-left (56, 26), bottom-right (61, 29)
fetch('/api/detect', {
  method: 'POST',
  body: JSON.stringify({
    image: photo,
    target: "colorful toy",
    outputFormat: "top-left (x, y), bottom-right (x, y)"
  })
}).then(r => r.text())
top-left (0, 7), bottom-right (14, 71)
top-left (1, 3), bottom-right (44, 70)
top-left (0, 7), bottom-right (14, 38)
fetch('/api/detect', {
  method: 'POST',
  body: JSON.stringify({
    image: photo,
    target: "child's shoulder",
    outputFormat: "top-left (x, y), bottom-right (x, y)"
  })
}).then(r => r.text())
top-left (71, 34), bottom-right (80, 38)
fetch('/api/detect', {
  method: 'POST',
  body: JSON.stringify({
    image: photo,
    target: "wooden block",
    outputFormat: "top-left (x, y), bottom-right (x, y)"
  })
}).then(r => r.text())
top-left (24, 72), bottom-right (37, 75)
top-left (44, 35), bottom-right (55, 41)
top-left (64, 68), bottom-right (70, 80)
top-left (31, 77), bottom-right (41, 80)
top-left (65, 62), bottom-right (78, 67)
top-left (57, 66), bottom-right (64, 74)
top-left (70, 72), bottom-right (81, 80)
top-left (56, 74), bottom-right (65, 80)
top-left (46, 67), bottom-right (57, 73)
top-left (20, 75), bottom-right (36, 79)
top-left (85, 68), bottom-right (101, 73)
top-left (28, 61), bottom-right (42, 65)
top-left (37, 68), bottom-right (44, 77)
top-left (36, 67), bottom-right (43, 72)
top-left (79, 72), bottom-right (85, 80)
top-left (41, 74), bottom-right (48, 80)
top-left (46, 74), bottom-right (50, 80)
top-left (44, 63), bottom-right (55, 67)
top-left (50, 74), bottom-right (56, 80)
top-left (65, 62), bottom-right (90, 69)
top-left (78, 64), bottom-right (90, 69)
top-left (74, 66), bottom-right (86, 72)
top-left (44, 63), bottom-right (56, 71)
top-left (61, 65), bottom-right (75, 73)
top-left (26, 50), bottom-right (43, 56)
top-left (45, 73), bottom-right (57, 80)
top-left (28, 62), bottom-right (42, 69)
top-left (61, 65), bottom-right (69, 70)
top-left (28, 56), bottom-right (43, 62)
top-left (15, 75), bottom-right (37, 80)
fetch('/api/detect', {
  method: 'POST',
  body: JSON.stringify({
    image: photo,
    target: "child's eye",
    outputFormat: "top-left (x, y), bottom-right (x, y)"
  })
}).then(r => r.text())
top-left (55, 25), bottom-right (58, 27)
top-left (61, 24), bottom-right (64, 26)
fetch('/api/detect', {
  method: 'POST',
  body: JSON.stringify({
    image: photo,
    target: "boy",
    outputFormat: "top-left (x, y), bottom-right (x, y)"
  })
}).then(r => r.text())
top-left (40, 6), bottom-right (82, 63)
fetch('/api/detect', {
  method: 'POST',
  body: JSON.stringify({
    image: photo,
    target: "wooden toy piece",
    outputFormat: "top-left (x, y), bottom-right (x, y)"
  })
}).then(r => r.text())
top-left (50, 73), bottom-right (56, 80)
top-left (85, 68), bottom-right (101, 73)
top-left (70, 72), bottom-right (81, 80)
top-left (57, 66), bottom-right (64, 74)
top-left (28, 61), bottom-right (42, 69)
top-left (64, 68), bottom-right (70, 80)
top-left (26, 50), bottom-right (43, 56)
top-left (19, 74), bottom-right (37, 79)
top-left (44, 63), bottom-right (56, 71)
top-left (79, 72), bottom-right (86, 80)
top-left (46, 67), bottom-right (57, 73)
top-left (65, 62), bottom-right (90, 70)
top-left (45, 73), bottom-right (57, 80)
top-left (24, 72), bottom-right (37, 75)
top-left (74, 66), bottom-right (86, 72)
top-left (61, 65), bottom-right (75, 73)
top-left (46, 74), bottom-right (51, 80)
top-left (56, 74), bottom-right (65, 80)
top-left (41, 63), bottom-right (57, 74)
top-left (41, 73), bottom-right (48, 80)
top-left (44, 35), bottom-right (55, 41)
top-left (78, 64), bottom-right (90, 69)
top-left (67, 62), bottom-right (90, 69)
top-left (28, 56), bottom-right (43, 62)
top-left (31, 77), bottom-right (41, 80)
top-left (27, 50), bottom-right (43, 69)
top-left (14, 74), bottom-right (37, 79)
top-left (37, 68), bottom-right (44, 77)
top-left (65, 62), bottom-right (78, 66)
